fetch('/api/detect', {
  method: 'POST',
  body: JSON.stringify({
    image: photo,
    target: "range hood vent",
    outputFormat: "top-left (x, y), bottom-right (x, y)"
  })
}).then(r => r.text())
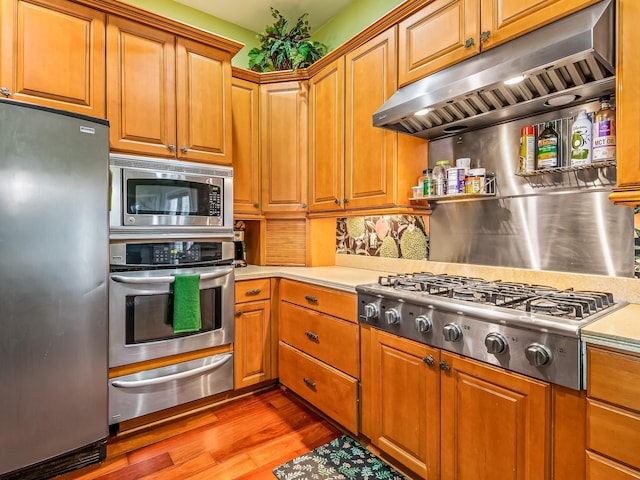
top-left (373, 0), bottom-right (615, 140)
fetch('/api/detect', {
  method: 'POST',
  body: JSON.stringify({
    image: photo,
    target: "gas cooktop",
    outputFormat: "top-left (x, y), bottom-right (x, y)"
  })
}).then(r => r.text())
top-left (356, 272), bottom-right (626, 389)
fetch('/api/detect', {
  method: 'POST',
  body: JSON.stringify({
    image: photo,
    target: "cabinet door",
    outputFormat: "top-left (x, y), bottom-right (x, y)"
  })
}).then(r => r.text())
top-left (309, 58), bottom-right (345, 212)
top-left (176, 38), bottom-right (232, 165)
top-left (610, 0), bottom-right (640, 205)
top-left (231, 77), bottom-right (260, 214)
top-left (440, 352), bottom-right (551, 480)
top-left (345, 28), bottom-right (397, 209)
top-left (260, 81), bottom-right (308, 213)
top-left (398, 0), bottom-right (479, 87)
top-left (367, 328), bottom-right (440, 479)
top-left (480, 0), bottom-right (600, 51)
top-left (106, 15), bottom-right (176, 158)
top-left (0, 0), bottom-right (105, 117)
top-left (234, 299), bottom-right (271, 389)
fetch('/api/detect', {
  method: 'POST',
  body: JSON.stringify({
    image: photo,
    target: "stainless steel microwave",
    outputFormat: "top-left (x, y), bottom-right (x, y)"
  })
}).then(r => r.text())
top-left (109, 154), bottom-right (233, 239)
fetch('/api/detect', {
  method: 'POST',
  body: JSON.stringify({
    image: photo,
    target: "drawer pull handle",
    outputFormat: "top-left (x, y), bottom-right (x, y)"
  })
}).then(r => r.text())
top-left (305, 331), bottom-right (319, 342)
top-left (303, 377), bottom-right (317, 390)
top-left (246, 288), bottom-right (261, 296)
top-left (304, 295), bottom-right (318, 304)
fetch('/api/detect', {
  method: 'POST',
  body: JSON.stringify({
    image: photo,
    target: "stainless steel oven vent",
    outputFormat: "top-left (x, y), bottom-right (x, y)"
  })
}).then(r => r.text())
top-left (374, 0), bottom-right (614, 140)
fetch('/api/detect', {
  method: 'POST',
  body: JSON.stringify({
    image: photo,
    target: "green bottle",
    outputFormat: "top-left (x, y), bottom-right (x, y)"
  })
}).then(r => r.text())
top-left (537, 121), bottom-right (559, 168)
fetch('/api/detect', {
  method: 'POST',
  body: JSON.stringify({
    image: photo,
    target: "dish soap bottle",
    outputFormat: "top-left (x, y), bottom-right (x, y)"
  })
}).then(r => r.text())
top-left (592, 96), bottom-right (616, 162)
top-left (570, 110), bottom-right (592, 166)
top-left (537, 121), bottom-right (559, 168)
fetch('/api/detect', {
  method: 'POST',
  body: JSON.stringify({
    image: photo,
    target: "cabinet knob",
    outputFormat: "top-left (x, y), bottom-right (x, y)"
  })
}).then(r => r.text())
top-left (0, 87), bottom-right (12, 97)
top-left (300, 203), bottom-right (307, 209)
top-left (235, 310), bottom-right (243, 317)
top-left (334, 198), bottom-right (340, 205)
top-left (180, 146), bottom-right (188, 153)
top-left (168, 144), bottom-right (176, 152)
top-left (439, 360), bottom-right (451, 371)
top-left (253, 203), bottom-right (260, 208)
top-left (464, 37), bottom-right (475, 48)
top-left (480, 30), bottom-right (491, 43)
top-left (343, 198), bottom-right (349, 204)
top-left (422, 355), bottom-right (435, 366)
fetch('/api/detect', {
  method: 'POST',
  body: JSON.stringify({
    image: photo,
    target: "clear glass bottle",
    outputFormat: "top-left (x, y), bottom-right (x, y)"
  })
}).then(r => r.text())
top-left (432, 160), bottom-right (449, 196)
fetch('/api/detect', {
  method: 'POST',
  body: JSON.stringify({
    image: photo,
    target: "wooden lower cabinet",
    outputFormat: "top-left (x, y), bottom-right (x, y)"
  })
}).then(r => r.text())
top-left (362, 326), bottom-right (557, 480)
top-left (587, 345), bottom-right (640, 479)
top-left (364, 327), bottom-right (440, 478)
top-left (440, 351), bottom-right (551, 480)
top-left (234, 279), bottom-right (273, 389)
top-left (278, 279), bottom-right (359, 434)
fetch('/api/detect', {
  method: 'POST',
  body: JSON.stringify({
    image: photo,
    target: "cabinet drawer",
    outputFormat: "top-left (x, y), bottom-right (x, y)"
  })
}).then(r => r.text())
top-left (279, 342), bottom-right (358, 434)
top-left (235, 278), bottom-right (270, 302)
top-left (588, 346), bottom-right (640, 412)
top-left (279, 279), bottom-right (356, 322)
top-left (588, 399), bottom-right (640, 470)
top-left (280, 301), bottom-right (358, 377)
top-left (587, 451), bottom-right (640, 480)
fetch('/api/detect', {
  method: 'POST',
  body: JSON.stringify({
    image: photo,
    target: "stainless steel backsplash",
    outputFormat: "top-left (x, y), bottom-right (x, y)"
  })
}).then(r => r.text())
top-left (427, 100), bottom-right (634, 277)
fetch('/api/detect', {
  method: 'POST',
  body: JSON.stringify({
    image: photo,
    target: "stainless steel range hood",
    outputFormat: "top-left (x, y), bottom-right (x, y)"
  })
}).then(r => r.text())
top-left (373, 0), bottom-right (615, 140)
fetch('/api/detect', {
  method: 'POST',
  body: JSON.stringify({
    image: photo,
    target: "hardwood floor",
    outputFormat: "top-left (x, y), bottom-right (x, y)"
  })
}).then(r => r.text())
top-left (57, 388), bottom-right (341, 480)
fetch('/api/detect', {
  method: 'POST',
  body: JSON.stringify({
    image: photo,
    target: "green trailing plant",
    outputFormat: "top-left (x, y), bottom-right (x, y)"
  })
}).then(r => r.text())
top-left (248, 8), bottom-right (328, 72)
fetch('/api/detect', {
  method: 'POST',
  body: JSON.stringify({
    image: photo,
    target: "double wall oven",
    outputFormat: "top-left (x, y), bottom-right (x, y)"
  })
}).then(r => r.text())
top-left (108, 154), bottom-right (235, 426)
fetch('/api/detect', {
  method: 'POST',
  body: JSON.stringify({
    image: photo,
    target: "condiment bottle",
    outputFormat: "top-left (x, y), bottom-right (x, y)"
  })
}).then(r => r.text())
top-left (518, 125), bottom-right (536, 173)
top-left (570, 110), bottom-right (592, 166)
top-left (537, 121), bottom-right (559, 168)
top-left (432, 161), bottom-right (449, 196)
top-left (423, 169), bottom-right (435, 196)
top-left (592, 96), bottom-right (616, 162)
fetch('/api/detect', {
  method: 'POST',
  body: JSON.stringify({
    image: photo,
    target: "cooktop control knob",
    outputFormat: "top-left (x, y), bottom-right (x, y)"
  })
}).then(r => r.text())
top-left (363, 303), bottom-right (378, 319)
top-left (485, 332), bottom-right (508, 355)
top-left (443, 323), bottom-right (462, 342)
top-left (385, 308), bottom-right (400, 325)
top-left (525, 343), bottom-right (553, 367)
top-left (415, 315), bottom-right (432, 333)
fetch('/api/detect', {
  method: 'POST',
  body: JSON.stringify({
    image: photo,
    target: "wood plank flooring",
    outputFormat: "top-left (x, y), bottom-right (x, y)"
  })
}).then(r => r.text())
top-left (57, 388), bottom-right (341, 480)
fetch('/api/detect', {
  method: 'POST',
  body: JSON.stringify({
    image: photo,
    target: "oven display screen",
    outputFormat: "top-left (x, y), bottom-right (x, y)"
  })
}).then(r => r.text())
top-left (127, 179), bottom-right (221, 217)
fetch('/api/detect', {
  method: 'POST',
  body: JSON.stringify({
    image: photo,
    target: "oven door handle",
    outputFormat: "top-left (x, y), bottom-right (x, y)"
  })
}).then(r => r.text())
top-left (111, 267), bottom-right (233, 285)
top-left (111, 353), bottom-right (232, 388)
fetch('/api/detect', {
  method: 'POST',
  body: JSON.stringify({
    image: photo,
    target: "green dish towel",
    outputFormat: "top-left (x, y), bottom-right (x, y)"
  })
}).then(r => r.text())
top-left (173, 274), bottom-right (201, 333)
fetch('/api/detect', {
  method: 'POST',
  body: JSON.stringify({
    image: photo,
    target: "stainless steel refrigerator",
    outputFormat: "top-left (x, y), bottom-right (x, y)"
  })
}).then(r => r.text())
top-left (0, 99), bottom-right (109, 479)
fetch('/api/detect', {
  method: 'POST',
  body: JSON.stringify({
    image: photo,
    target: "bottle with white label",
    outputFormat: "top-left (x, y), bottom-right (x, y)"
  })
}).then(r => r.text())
top-left (570, 110), bottom-right (592, 166)
top-left (592, 96), bottom-right (616, 162)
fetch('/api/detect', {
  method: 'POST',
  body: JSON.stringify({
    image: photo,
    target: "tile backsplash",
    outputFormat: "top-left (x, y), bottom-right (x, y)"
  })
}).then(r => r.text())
top-left (337, 208), bottom-right (640, 279)
top-left (336, 215), bottom-right (429, 260)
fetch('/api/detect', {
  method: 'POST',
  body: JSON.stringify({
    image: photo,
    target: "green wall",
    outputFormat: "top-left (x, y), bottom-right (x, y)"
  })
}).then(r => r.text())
top-left (119, 0), bottom-right (406, 69)
top-left (312, 0), bottom-right (404, 51)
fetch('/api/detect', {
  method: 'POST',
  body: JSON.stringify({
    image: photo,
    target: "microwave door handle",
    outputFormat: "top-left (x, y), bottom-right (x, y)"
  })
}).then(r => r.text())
top-left (111, 353), bottom-right (232, 388)
top-left (111, 267), bottom-right (233, 285)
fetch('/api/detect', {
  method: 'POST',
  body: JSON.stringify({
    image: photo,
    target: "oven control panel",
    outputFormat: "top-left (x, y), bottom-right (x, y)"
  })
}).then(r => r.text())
top-left (109, 241), bottom-right (234, 269)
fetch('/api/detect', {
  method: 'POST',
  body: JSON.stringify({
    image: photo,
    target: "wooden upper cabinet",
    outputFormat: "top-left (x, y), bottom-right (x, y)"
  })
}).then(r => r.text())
top-left (260, 81), bottom-right (308, 213)
top-left (399, 0), bottom-right (599, 86)
top-left (440, 351), bottom-right (551, 480)
top-left (176, 38), bottom-right (232, 164)
top-left (0, 0), bottom-right (105, 116)
top-left (480, 0), bottom-right (600, 50)
top-left (309, 58), bottom-right (345, 212)
top-left (107, 15), bottom-right (233, 164)
top-left (345, 28), bottom-right (397, 210)
top-left (398, 0), bottom-right (479, 87)
top-left (610, 0), bottom-right (640, 207)
top-left (231, 77), bottom-right (260, 215)
top-left (106, 16), bottom-right (176, 158)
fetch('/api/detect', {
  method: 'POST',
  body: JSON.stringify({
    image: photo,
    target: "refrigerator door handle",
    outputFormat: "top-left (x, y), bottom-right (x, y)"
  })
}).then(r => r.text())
top-left (111, 353), bottom-right (232, 388)
top-left (111, 267), bottom-right (233, 285)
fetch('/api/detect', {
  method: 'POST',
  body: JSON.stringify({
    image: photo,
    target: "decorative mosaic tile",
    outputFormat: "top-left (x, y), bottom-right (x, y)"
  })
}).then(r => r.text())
top-left (336, 215), bottom-right (429, 260)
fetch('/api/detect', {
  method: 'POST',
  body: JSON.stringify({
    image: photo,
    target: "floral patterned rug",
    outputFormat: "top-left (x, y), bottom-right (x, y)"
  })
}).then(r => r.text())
top-left (272, 435), bottom-right (408, 480)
